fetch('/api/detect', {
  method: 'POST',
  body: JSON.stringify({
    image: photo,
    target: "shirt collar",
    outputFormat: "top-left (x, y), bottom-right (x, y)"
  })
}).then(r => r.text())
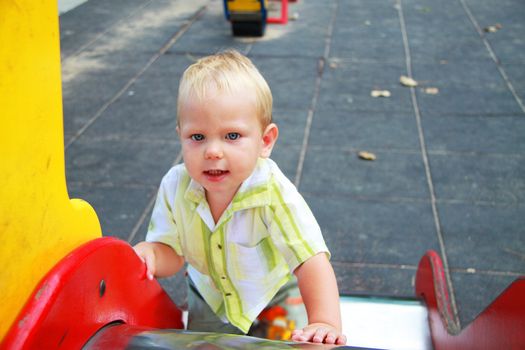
top-left (184, 177), bottom-right (206, 205)
top-left (232, 158), bottom-right (272, 211)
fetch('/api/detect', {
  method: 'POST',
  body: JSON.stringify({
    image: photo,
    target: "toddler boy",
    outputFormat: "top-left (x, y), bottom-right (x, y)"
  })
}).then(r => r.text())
top-left (133, 50), bottom-right (346, 345)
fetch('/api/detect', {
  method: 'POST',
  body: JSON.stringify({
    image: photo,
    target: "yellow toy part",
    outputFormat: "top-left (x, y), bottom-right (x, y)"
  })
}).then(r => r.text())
top-left (224, 0), bottom-right (268, 36)
top-left (226, 0), bottom-right (264, 13)
top-left (224, 0), bottom-right (288, 36)
top-left (0, 0), bottom-right (101, 339)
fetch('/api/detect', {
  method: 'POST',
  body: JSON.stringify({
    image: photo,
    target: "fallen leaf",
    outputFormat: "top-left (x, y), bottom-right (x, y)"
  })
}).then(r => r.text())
top-left (371, 89), bottom-right (391, 98)
top-left (358, 151), bottom-right (376, 161)
top-left (484, 23), bottom-right (502, 33)
top-left (400, 75), bottom-right (418, 87)
top-left (289, 12), bottom-right (300, 21)
top-left (423, 87), bottom-right (439, 95)
top-left (328, 58), bottom-right (341, 69)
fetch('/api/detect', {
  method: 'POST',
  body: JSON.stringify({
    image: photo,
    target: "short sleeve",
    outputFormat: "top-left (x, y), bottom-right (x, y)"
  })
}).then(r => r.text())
top-left (266, 173), bottom-right (330, 273)
top-left (145, 168), bottom-right (183, 257)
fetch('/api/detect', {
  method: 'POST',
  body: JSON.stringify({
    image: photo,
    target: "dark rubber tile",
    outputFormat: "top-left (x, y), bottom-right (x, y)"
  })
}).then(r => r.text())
top-left (423, 115), bottom-right (525, 154)
top-left (334, 262), bottom-right (417, 297)
top-left (66, 137), bottom-right (180, 187)
top-left (429, 153), bottom-right (525, 203)
top-left (310, 109), bottom-right (421, 151)
top-left (438, 202), bottom-right (525, 273)
top-left (304, 194), bottom-right (439, 267)
top-left (300, 147), bottom-right (429, 200)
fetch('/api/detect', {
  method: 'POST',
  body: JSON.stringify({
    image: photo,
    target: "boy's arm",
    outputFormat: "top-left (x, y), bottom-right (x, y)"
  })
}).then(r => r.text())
top-left (133, 241), bottom-right (185, 280)
top-left (292, 253), bottom-right (347, 345)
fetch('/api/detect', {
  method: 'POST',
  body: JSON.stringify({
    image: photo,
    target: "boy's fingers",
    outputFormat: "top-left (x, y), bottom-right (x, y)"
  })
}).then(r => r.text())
top-left (292, 325), bottom-right (346, 344)
top-left (291, 334), bottom-right (305, 342)
top-left (291, 329), bottom-right (307, 342)
top-left (312, 328), bottom-right (329, 343)
top-left (336, 334), bottom-right (347, 345)
top-left (299, 328), bottom-right (317, 342)
top-left (291, 329), bottom-right (303, 337)
top-left (324, 332), bottom-right (337, 344)
top-left (144, 253), bottom-right (156, 280)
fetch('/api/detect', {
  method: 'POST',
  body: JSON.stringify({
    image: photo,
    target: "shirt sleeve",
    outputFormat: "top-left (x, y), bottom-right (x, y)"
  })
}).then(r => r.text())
top-left (266, 173), bottom-right (330, 273)
top-left (145, 168), bottom-right (183, 257)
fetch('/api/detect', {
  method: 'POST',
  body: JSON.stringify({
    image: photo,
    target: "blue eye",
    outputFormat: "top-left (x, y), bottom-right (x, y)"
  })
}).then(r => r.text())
top-left (191, 134), bottom-right (204, 141)
top-left (226, 132), bottom-right (240, 140)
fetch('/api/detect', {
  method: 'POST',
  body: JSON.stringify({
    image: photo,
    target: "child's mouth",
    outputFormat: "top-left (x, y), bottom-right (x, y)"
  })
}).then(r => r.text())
top-left (204, 169), bottom-right (229, 181)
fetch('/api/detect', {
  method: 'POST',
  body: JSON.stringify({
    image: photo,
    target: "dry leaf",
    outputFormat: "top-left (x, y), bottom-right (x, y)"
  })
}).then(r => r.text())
top-left (371, 89), bottom-right (391, 98)
top-left (400, 75), bottom-right (418, 87)
top-left (328, 58), bottom-right (341, 69)
top-left (423, 87), bottom-right (439, 95)
top-left (289, 12), bottom-right (300, 21)
top-left (358, 151), bottom-right (376, 161)
top-left (484, 23), bottom-right (502, 33)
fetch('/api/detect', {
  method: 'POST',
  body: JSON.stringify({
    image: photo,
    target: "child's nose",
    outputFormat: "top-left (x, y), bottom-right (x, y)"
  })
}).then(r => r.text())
top-left (204, 141), bottom-right (223, 159)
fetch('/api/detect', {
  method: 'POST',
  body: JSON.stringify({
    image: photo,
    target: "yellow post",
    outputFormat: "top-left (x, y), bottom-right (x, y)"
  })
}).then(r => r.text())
top-left (0, 0), bottom-right (101, 338)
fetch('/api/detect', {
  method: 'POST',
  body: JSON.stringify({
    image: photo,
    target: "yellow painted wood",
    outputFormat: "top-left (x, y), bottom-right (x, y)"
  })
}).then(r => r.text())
top-left (0, 0), bottom-right (101, 338)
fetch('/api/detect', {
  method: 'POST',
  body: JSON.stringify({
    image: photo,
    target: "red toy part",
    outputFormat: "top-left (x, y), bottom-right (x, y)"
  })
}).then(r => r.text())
top-left (416, 250), bottom-right (525, 350)
top-left (257, 305), bottom-right (287, 323)
top-left (1, 237), bottom-right (183, 349)
top-left (267, 0), bottom-right (288, 24)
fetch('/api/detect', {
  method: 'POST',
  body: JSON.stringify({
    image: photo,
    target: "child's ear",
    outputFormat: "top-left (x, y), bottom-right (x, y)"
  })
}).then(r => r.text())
top-left (260, 123), bottom-right (279, 158)
top-left (176, 125), bottom-right (180, 137)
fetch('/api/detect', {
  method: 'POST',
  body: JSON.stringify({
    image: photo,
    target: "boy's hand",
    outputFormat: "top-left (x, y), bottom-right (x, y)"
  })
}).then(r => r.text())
top-left (291, 322), bottom-right (347, 345)
top-left (133, 241), bottom-right (157, 280)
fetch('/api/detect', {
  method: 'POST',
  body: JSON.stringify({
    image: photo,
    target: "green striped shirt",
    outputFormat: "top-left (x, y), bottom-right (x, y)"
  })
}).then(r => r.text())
top-left (146, 158), bottom-right (329, 333)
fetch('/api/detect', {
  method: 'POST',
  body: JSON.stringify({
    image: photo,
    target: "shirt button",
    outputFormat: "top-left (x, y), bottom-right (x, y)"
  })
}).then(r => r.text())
top-left (217, 244), bottom-right (222, 249)
top-left (221, 276), bottom-right (226, 280)
top-left (225, 293), bottom-right (232, 296)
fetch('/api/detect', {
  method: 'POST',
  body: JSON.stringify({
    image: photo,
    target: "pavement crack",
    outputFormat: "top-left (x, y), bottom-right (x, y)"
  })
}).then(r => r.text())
top-left (396, 0), bottom-right (461, 329)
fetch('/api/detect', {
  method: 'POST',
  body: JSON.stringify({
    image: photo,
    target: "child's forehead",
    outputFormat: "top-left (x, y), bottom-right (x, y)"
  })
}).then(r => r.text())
top-left (178, 94), bottom-right (264, 129)
top-left (195, 78), bottom-right (253, 96)
top-left (184, 83), bottom-right (257, 105)
top-left (177, 77), bottom-right (268, 128)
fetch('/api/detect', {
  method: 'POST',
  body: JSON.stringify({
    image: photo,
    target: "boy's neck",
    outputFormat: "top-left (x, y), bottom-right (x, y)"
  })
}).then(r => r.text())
top-left (205, 189), bottom-right (237, 224)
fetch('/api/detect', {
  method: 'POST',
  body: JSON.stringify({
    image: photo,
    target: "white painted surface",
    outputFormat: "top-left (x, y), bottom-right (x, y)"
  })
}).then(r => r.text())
top-left (341, 296), bottom-right (432, 350)
top-left (58, 0), bottom-right (88, 15)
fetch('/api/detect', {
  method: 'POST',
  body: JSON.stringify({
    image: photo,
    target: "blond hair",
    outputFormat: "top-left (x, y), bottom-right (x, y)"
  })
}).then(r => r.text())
top-left (177, 50), bottom-right (273, 128)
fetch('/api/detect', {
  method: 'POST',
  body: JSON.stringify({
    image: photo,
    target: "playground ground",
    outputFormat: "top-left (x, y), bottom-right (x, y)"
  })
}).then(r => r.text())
top-left (61, 0), bottom-right (525, 332)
